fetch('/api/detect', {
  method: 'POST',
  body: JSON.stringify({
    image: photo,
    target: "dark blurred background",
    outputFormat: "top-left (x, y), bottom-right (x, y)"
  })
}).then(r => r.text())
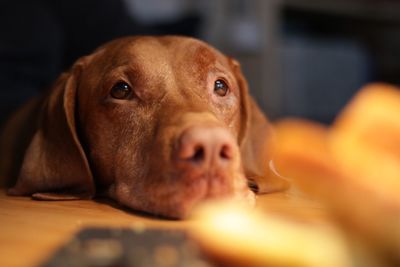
top-left (1, 0), bottom-right (400, 125)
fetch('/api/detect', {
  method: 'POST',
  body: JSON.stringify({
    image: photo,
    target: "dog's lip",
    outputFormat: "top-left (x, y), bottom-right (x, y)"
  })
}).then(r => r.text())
top-left (182, 176), bottom-right (256, 218)
top-left (112, 172), bottom-right (252, 219)
top-left (183, 172), bottom-right (250, 201)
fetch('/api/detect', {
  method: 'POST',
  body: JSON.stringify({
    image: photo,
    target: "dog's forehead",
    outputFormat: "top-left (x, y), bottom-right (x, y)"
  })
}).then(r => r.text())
top-left (101, 36), bottom-right (230, 73)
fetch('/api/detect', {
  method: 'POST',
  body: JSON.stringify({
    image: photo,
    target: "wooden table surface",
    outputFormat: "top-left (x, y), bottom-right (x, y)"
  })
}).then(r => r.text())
top-left (0, 189), bottom-right (327, 267)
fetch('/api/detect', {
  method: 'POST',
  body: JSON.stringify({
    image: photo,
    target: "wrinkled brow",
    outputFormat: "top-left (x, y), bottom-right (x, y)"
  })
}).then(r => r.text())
top-left (105, 64), bottom-right (143, 83)
top-left (193, 46), bottom-right (218, 69)
top-left (182, 45), bottom-right (219, 82)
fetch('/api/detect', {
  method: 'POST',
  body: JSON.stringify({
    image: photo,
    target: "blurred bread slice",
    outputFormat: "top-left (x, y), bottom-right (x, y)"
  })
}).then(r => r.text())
top-left (331, 83), bottom-right (400, 203)
top-left (190, 201), bottom-right (351, 267)
top-left (272, 84), bottom-right (400, 262)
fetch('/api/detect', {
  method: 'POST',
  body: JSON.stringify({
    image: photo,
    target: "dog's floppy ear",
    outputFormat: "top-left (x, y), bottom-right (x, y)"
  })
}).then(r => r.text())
top-left (8, 58), bottom-right (95, 200)
top-left (230, 58), bottom-right (289, 193)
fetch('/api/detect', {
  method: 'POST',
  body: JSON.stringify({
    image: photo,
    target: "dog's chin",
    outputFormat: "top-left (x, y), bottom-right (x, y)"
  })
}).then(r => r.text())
top-left (147, 187), bottom-right (255, 220)
top-left (162, 172), bottom-right (256, 219)
top-left (111, 174), bottom-right (255, 219)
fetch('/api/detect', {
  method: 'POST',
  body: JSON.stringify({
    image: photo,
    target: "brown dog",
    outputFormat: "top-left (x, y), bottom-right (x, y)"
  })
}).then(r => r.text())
top-left (0, 36), bottom-right (287, 218)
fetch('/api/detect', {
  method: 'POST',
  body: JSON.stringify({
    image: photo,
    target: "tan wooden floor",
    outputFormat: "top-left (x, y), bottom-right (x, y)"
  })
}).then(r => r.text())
top-left (0, 189), bottom-right (327, 267)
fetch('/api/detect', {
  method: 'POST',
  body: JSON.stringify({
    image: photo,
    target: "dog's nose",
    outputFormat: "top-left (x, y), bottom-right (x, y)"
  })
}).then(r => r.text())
top-left (177, 126), bottom-right (236, 168)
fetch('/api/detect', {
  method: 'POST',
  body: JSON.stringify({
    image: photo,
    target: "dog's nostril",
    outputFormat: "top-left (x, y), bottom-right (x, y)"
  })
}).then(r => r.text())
top-left (219, 144), bottom-right (233, 160)
top-left (192, 145), bottom-right (205, 162)
top-left (177, 126), bottom-right (237, 166)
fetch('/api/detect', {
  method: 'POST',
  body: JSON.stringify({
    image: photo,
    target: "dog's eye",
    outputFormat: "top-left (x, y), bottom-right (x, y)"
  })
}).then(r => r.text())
top-left (214, 79), bottom-right (229, 97)
top-left (110, 82), bottom-right (132, 99)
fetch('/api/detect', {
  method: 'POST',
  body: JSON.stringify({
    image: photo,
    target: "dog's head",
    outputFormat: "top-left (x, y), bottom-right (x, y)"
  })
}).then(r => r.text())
top-left (9, 36), bottom-right (287, 218)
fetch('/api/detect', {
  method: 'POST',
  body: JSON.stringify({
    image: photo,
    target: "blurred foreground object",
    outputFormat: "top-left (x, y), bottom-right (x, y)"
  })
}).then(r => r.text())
top-left (273, 84), bottom-right (400, 266)
top-left (41, 228), bottom-right (213, 267)
top-left (190, 201), bottom-right (351, 267)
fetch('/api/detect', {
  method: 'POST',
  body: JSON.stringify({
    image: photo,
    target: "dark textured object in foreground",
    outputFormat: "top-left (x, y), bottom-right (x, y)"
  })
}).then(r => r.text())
top-left (41, 227), bottom-right (214, 267)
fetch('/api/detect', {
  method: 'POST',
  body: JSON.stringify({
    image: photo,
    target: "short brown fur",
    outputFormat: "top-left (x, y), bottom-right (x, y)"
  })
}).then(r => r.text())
top-left (0, 36), bottom-right (288, 218)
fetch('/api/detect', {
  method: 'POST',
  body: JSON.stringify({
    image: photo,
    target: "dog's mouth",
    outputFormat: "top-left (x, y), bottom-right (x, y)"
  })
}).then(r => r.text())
top-left (111, 167), bottom-right (254, 219)
top-left (148, 170), bottom-right (255, 219)
top-left (247, 179), bottom-right (260, 193)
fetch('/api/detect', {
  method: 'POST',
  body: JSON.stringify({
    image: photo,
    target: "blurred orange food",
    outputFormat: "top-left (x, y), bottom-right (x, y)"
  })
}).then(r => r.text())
top-left (190, 201), bottom-right (351, 267)
top-left (331, 83), bottom-right (400, 201)
top-left (272, 83), bottom-right (400, 263)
